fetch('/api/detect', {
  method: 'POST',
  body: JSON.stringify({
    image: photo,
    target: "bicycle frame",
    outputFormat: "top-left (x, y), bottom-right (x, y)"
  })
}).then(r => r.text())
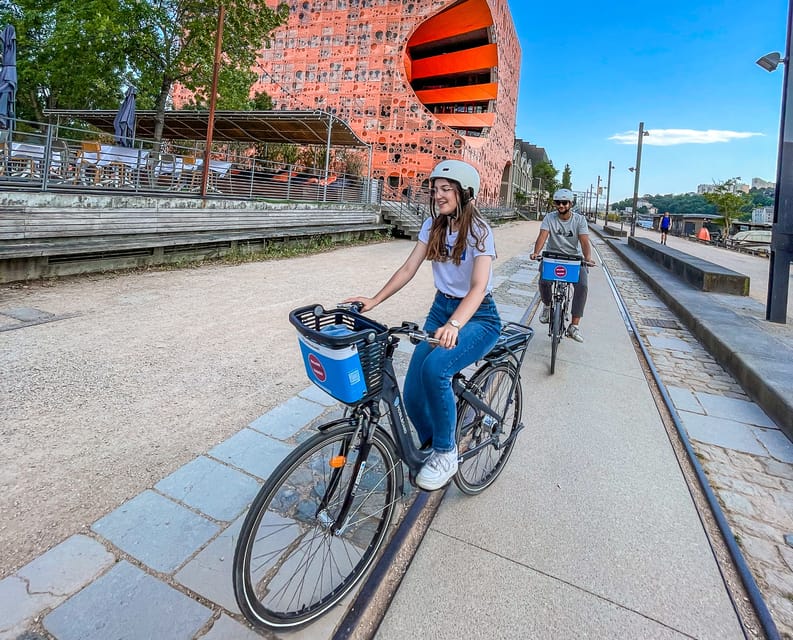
top-left (548, 280), bottom-right (573, 338)
top-left (317, 322), bottom-right (532, 533)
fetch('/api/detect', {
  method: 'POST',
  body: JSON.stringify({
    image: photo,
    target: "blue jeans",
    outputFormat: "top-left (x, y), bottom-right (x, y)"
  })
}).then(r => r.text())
top-left (403, 292), bottom-right (501, 453)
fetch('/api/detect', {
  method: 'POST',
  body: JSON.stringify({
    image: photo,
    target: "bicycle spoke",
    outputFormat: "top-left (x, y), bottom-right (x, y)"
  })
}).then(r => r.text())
top-left (454, 364), bottom-right (521, 495)
top-left (234, 424), bottom-right (399, 628)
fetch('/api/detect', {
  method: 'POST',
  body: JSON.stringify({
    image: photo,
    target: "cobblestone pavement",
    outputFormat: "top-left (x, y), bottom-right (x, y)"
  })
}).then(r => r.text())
top-left (594, 234), bottom-right (793, 639)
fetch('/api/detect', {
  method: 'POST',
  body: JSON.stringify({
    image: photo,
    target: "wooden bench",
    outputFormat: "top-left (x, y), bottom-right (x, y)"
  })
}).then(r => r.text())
top-left (627, 236), bottom-right (749, 295)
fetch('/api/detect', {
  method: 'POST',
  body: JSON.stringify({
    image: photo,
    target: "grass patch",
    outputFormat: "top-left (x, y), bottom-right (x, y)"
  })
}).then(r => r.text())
top-left (148, 230), bottom-right (394, 272)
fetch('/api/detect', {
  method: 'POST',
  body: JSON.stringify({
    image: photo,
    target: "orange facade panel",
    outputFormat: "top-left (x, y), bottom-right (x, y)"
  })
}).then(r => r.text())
top-left (436, 112), bottom-right (496, 128)
top-left (411, 44), bottom-right (498, 80)
top-left (415, 83), bottom-right (498, 105)
top-left (236, 0), bottom-right (520, 204)
top-left (409, 0), bottom-right (494, 47)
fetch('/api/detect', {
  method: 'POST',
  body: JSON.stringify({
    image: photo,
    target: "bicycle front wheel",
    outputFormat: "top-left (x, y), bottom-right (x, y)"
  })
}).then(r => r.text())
top-left (233, 423), bottom-right (399, 629)
top-left (550, 299), bottom-right (563, 374)
top-left (454, 362), bottom-right (523, 495)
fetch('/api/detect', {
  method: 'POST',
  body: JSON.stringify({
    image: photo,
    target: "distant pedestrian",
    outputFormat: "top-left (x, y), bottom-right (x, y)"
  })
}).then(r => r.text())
top-left (660, 212), bottom-right (671, 245)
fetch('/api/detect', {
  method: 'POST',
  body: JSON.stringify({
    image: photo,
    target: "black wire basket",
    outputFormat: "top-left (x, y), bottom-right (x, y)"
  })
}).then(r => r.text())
top-left (289, 304), bottom-right (389, 404)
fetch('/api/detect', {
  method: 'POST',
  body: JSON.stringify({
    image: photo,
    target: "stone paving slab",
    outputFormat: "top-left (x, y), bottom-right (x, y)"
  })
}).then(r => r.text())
top-left (667, 385), bottom-right (704, 414)
top-left (208, 428), bottom-right (294, 480)
top-left (752, 428), bottom-right (793, 464)
top-left (43, 561), bottom-right (212, 640)
top-left (248, 395), bottom-right (327, 439)
top-left (91, 490), bottom-right (220, 573)
top-left (175, 516), bottom-right (244, 613)
top-left (647, 335), bottom-right (694, 352)
top-left (201, 615), bottom-right (263, 640)
top-left (0, 535), bottom-right (114, 640)
top-left (155, 455), bottom-right (262, 522)
top-left (696, 392), bottom-right (777, 429)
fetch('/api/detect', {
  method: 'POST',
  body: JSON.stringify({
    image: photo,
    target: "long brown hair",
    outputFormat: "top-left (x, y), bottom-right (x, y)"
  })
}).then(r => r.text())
top-left (425, 181), bottom-right (489, 265)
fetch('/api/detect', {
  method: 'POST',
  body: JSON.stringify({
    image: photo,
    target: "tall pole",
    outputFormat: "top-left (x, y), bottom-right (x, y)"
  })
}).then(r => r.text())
top-left (767, 2), bottom-right (793, 323)
top-left (587, 185), bottom-right (593, 218)
top-left (201, 4), bottom-right (225, 198)
top-left (630, 121), bottom-right (646, 237)
top-left (604, 161), bottom-right (613, 228)
top-left (594, 175), bottom-right (601, 222)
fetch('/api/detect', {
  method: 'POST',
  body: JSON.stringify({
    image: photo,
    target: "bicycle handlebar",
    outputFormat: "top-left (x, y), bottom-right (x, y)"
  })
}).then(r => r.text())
top-left (530, 253), bottom-right (596, 267)
top-left (334, 303), bottom-right (440, 345)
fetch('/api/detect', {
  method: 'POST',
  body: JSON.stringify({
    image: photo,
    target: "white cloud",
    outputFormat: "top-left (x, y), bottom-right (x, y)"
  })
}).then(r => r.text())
top-left (609, 128), bottom-right (764, 146)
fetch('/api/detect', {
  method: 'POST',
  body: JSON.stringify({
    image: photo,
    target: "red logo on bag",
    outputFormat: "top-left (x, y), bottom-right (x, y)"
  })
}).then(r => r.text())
top-left (554, 265), bottom-right (567, 278)
top-left (308, 354), bottom-right (326, 382)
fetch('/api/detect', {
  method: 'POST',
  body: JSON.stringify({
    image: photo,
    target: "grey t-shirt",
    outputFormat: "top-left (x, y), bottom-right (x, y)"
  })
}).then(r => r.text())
top-left (540, 211), bottom-right (588, 256)
top-left (418, 217), bottom-right (496, 297)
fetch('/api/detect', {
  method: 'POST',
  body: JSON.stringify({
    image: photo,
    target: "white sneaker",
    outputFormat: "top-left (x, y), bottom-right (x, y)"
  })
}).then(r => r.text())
top-left (539, 305), bottom-right (550, 324)
top-left (566, 324), bottom-right (584, 343)
top-left (416, 448), bottom-right (458, 491)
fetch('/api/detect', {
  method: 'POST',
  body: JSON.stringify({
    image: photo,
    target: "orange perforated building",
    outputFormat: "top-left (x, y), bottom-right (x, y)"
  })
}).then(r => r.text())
top-left (176, 0), bottom-right (521, 204)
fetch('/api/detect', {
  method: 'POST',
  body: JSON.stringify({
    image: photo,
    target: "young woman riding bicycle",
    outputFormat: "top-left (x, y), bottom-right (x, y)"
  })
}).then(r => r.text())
top-left (346, 159), bottom-right (501, 491)
top-left (529, 188), bottom-right (595, 342)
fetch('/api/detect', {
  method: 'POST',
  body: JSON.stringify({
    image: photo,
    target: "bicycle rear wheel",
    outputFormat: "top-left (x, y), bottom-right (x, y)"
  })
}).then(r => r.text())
top-left (550, 299), bottom-right (563, 374)
top-left (454, 362), bottom-right (522, 495)
top-left (233, 423), bottom-right (399, 629)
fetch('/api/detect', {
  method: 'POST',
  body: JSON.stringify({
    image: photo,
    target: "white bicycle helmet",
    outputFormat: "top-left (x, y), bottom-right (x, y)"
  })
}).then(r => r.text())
top-left (553, 188), bottom-right (575, 203)
top-left (429, 160), bottom-right (480, 200)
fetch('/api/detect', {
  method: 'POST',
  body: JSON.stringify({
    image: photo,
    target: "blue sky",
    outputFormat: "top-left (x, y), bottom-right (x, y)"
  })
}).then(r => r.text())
top-left (506, 0), bottom-right (789, 202)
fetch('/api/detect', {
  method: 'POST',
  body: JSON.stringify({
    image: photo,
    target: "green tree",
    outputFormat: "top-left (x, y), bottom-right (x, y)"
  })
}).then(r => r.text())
top-left (0, 1), bottom-right (288, 138)
top-left (123, 0), bottom-right (289, 141)
top-left (1, 1), bottom-right (131, 124)
top-left (532, 161), bottom-right (560, 209)
top-left (701, 178), bottom-right (751, 234)
top-left (561, 163), bottom-right (572, 189)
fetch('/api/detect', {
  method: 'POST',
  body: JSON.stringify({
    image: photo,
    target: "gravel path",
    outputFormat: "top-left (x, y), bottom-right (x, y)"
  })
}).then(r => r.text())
top-left (0, 220), bottom-right (536, 577)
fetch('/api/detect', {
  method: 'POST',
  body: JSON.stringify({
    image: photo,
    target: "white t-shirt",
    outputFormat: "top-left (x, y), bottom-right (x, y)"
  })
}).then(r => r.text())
top-left (418, 217), bottom-right (496, 298)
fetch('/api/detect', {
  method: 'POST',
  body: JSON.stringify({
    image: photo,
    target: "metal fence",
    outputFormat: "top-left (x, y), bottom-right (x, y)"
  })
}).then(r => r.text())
top-left (0, 119), bottom-right (375, 205)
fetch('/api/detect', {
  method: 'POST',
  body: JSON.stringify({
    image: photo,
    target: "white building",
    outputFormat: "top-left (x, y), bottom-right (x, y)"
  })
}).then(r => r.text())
top-left (752, 178), bottom-right (776, 190)
top-left (752, 206), bottom-right (774, 224)
top-left (697, 181), bottom-right (749, 194)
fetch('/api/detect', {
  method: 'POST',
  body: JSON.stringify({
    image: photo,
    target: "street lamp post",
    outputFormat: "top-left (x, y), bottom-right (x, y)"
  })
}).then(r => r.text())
top-left (594, 175), bottom-right (601, 223)
top-left (629, 121), bottom-right (649, 236)
top-left (201, 4), bottom-right (225, 198)
top-left (757, 4), bottom-right (793, 323)
top-left (604, 161), bottom-right (614, 228)
top-left (586, 186), bottom-right (592, 219)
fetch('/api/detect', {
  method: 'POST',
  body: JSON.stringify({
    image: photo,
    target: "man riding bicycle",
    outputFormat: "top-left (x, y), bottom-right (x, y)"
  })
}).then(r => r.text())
top-left (529, 188), bottom-right (594, 343)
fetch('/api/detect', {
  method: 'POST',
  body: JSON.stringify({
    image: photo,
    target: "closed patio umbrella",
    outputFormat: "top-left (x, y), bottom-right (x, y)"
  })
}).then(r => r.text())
top-left (113, 86), bottom-right (136, 147)
top-left (0, 24), bottom-right (17, 131)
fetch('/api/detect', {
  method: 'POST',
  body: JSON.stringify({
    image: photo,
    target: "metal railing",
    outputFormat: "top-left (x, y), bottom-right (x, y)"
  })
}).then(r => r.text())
top-left (0, 119), bottom-right (375, 205)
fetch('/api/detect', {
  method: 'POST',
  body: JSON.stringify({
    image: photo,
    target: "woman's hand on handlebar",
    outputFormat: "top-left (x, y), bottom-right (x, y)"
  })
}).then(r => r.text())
top-left (584, 258), bottom-right (596, 267)
top-left (342, 296), bottom-right (377, 312)
top-left (433, 323), bottom-right (459, 349)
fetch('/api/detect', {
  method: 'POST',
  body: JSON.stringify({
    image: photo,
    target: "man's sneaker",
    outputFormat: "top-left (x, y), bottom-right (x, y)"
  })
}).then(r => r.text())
top-left (416, 448), bottom-right (458, 491)
top-left (566, 324), bottom-right (584, 343)
top-left (539, 305), bottom-right (550, 324)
